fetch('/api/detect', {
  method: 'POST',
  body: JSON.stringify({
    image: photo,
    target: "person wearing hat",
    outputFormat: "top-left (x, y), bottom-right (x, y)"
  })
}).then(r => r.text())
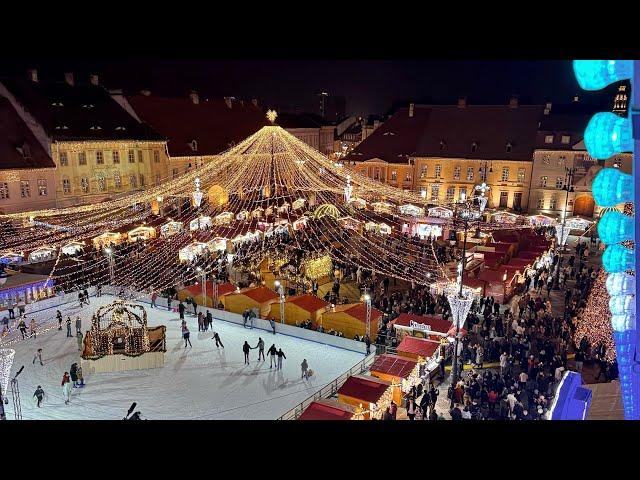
top-left (33, 385), bottom-right (45, 408)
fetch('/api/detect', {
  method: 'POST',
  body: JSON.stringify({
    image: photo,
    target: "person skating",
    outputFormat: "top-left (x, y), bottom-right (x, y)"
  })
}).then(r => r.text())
top-left (18, 318), bottom-right (27, 339)
top-left (182, 324), bottom-right (192, 348)
top-left (70, 363), bottom-right (79, 388)
top-left (75, 316), bottom-right (82, 335)
top-left (243, 341), bottom-right (251, 365)
top-left (178, 301), bottom-right (185, 320)
top-left (198, 312), bottom-right (204, 332)
top-left (29, 318), bottom-right (37, 338)
top-left (269, 318), bottom-right (276, 335)
top-left (32, 348), bottom-right (44, 366)
top-left (255, 337), bottom-right (265, 361)
top-left (8, 303), bottom-right (15, 320)
top-left (61, 372), bottom-right (72, 405)
top-left (66, 317), bottom-right (72, 337)
top-left (167, 296), bottom-right (172, 312)
top-left (83, 289), bottom-right (90, 305)
top-left (206, 310), bottom-right (212, 331)
top-left (276, 348), bottom-right (286, 370)
top-left (33, 385), bottom-right (45, 407)
top-left (77, 364), bottom-right (85, 387)
top-left (301, 359), bottom-right (309, 379)
top-left (365, 335), bottom-right (371, 355)
top-left (56, 310), bottom-right (63, 330)
top-left (212, 331), bottom-right (224, 348)
top-left (151, 291), bottom-right (158, 308)
top-left (77, 331), bottom-right (84, 352)
top-left (267, 344), bottom-right (277, 368)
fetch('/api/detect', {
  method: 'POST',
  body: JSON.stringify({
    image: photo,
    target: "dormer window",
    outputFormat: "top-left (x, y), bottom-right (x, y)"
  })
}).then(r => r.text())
top-left (190, 140), bottom-right (198, 152)
top-left (51, 102), bottom-right (64, 107)
top-left (81, 104), bottom-right (95, 109)
top-left (382, 131), bottom-right (395, 136)
top-left (439, 140), bottom-right (446, 150)
top-left (89, 125), bottom-right (102, 130)
top-left (471, 142), bottom-right (478, 153)
top-left (115, 126), bottom-right (126, 131)
top-left (506, 142), bottom-right (512, 153)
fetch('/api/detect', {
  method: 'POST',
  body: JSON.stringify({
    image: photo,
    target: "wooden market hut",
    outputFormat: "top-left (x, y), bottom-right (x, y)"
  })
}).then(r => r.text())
top-left (178, 281), bottom-right (236, 308)
top-left (369, 354), bottom-right (417, 405)
top-left (267, 293), bottom-right (330, 326)
top-left (389, 313), bottom-right (454, 341)
top-left (319, 303), bottom-right (383, 339)
top-left (396, 336), bottom-right (440, 362)
top-left (298, 399), bottom-right (356, 421)
top-left (224, 285), bottom-right (279, 317)
top-left (337, 375), bottom-right (392, 420)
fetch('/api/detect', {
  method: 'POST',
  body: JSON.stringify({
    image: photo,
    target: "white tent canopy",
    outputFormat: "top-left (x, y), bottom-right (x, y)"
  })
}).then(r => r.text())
top-left (61, 241), bottom-right (85, 256)
top-left (179, 242), bottom-right (209, 263)
top-left (428, 206), bottom-right (453, 218)
top-left (160, 221), bottom-right (183, 238)
top-left (214, 212), bottom-right (234, 226)
top-left (28, 246), bottom-right (57, 262)
top-left (190, 216), bottom-right (213, 230)
top-left (399, 204), bottom-right (425, 216)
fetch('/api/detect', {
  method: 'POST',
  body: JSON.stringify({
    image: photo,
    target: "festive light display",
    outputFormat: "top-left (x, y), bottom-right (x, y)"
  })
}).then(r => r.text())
top-left (573, 60), bottom-right (633, 91)
top-left (0, 348), bottom-right (15, 400)
top-left (584, 112), bottom-right (633, 159)
top-left (602, 244), bottom-right (635, 273)
top-left (597, 210), bottom-right (634, 245)
top-left (554, 223), bottom-right (571, 247)
top-left (591, 168), bottom-right (634, 207)
top-left (87, 300), bottom-right (150, 357)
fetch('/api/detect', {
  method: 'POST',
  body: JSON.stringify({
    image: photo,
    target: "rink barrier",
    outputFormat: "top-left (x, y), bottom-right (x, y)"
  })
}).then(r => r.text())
top-left (23, 286), bottom-right (97, 317)
top-left (100, 287), bottom-right (368, 355)
top-left (277, 353), bottom-right (377, 420)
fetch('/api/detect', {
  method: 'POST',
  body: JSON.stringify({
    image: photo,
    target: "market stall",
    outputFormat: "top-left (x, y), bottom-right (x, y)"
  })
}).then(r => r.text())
top-left (127, 226), bottom-right (157, 242)
top-left (178, 242), bottom-right (209, 263)
top-left (299, 399), bottom-right (357, 420)
top-left (371, 201), bottom-right (394, 214)
top-left (160, 221), bottom-right (183, 238)
top-left (214, 212), bottom-right (234, 226)
top-left (348, 197), bottom-right (367, 209)
top-left (28, 246), bottom-right (57, 263)
top-left (268, 293), bottom-right (330, 326)
top-left (528, 214), bottom-right (557, 227)
top-left (337, 374), bottom-right (392, 420)
top-left (0, 251), bottom-right (23, 265)
top-left (369, 354), bottom-right (418, 405)
top-left (428, 206), bottom-right (453, 219)
top-left (92, 232), bottom-right (124, 250)
top-left (396, 336), bottom-right (440, 362)
top-left (60, 241), bottom-right (85, 256)
top-left (398, 204), bottom-right (425, 217)
top-left (389, 313), bottom-right (454, 341)
top-left (338, 216), bottom-right (362, 232)
top-left (207, 237), bottom-right (230, 252)
top-left (319, 303), bottom-right (383, 339)
top-left (223, 285), bottom-right (279, 318)
top-left (189, 216), bottom-right (213, 231)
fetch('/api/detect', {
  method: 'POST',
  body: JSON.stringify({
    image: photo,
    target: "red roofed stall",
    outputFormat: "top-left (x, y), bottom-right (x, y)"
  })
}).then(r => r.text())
top-left (298, 399), bottom-right (356, 421)
top-left (337, 375), bottom-right (391, 419)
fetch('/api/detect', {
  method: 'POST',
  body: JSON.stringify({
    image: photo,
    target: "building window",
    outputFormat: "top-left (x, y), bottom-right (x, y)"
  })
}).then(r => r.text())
top-left (506, 142), bottom-right (512, 153)
top-left (81, 177), bottom-right (89, 193)
top-left (549, 196), bottom-right (557, 210)
top-left (130, 175), bottom-right (137, 189)
top-left (561, 135), bottom-right (571, 144)
top-left (112, 151), bottom-right (120, 164)
top-left (544, 135), bottom-right (554, 144)
top-left (471, 142), bottom-right (478, 153)
top-left (404, 171), bottom-right (411, 182)
top-left (154, 150), bottom-right (160, 163)
top-left (453, 165), bottom-right (461, 180)
top-left (499, 191), bottom-right (508, 208)
top-left (172, 168), bottom-right (179, 179)
top-left (513, 192), bottom-right (522, 210)
top-left (155, 173), bottom-right (161, 185)
top-left (0, 182), bottom-right (9, 199)
top-left (556, 177), bottom-right (564, 189)
top-left (517, 168), bottom-right (526, 183)
top-left (435, 165), bottom-right (442, 178)
top-left (138, 150), bottom-right (143, 163)
top-left (96, 151), bottom-right (104, 165)
top-left (37, 179), bottom-right (48, 196)
top-left (466, 167), bottom-right (474, 181)
top-left (97, 176), bottom-right (106, 192)
top-left (139, 174), bottom-right (145, 187)
top-left (391, 170), bottom-right (397, 181)
top-left (539, 176), bottom-right (548, 187)
top-left (374, 168), bottom-right (380, 180)
top-left (446, 186), bottom-right (455, 202)
top-left (542, 154), bottom-right (550, 165)
top-left (537, 197), bottom-right (544, 209)
top-left (557, 155), bottom-right (566, 167)
top-left (501, 167), bottom-right (509, 182)
top-left (62, 178), bottom-right (71, 194)
top-left (459, 187), bottom-right (467, 200)
top-left (77, 152), bottom-right (86, 166)
top-left (128, 150), bottom-right (135, 163)
top-left (20, 180), bottom-right (30, 198)
top-left (420, 165), bottom-right (427, 179)
top-left (430, 184), bottom-right (440, 201)
top-left (574, 154), bottom-right (585, 163)
top-left (114, 173), bottom-right (122, 189)
top-left (59, 152), bottom-right (68, 166)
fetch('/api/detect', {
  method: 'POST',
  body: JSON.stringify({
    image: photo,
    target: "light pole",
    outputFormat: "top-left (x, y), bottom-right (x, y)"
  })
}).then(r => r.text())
top-left (364, 292), bottom-right (372, 339)
top-left (10, 365), bottom-right (24, 420)
top-left (212, 276), bottom-right (219, 309)
top-left (196, 266), bottom-right (206, 306)
top-left (104, 247), bottom-right (115, 285)
top-left (554, 167), bottom-right (575, 289)
top-left (275, 280), bottom-right (285, 324)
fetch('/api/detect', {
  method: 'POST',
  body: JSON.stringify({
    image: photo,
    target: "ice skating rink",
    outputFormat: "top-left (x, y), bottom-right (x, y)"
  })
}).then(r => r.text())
top-left (2, 296), bottom-right (364, 420)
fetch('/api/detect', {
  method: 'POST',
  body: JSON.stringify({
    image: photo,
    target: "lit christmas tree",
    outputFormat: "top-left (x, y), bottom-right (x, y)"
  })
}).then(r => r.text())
top-left (573, 270), bottom-right (616, 362)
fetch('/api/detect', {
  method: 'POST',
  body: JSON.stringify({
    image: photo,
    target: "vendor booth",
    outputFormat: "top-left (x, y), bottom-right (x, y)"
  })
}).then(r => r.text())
top-left (214, 212), bottom-right (234, 226)
top-left (268, 293), bottom-right (330, 327)
top-left (428, 206), bottom-right (453, 219)
top-left (178, 242), bottom-right (209, 263)
top-left (224, 286), bottom-right (280, 318)
top-left (369, 354), bottom-right (418, 405)
top-left (208, 237), bottom-right (230, 252)
top-left (160, 221), bottom-right (183, 238)
top-left (292, 198), bottom-right (306, 210)
top-left (92, 232), bottom-right (124, 250)
top-left (566, 216), bottom-right (593, 231)
top-left (348, 197), bottom-right (366, 209)
top-left (0, 252), bottom-right (24, 265)
top-left (396, 336), bottom-right (439, 362)
top-left (178, 281), bottom-right (236, 308)
top-left (371, 201), bottom-right (394, 214)
top-left (190, 216), bottom-right (213, 231)
top-left (337, 375), bottom-right (392, 420)
top-left (528, 214), bottom-right (557, 227)
top-left (401, 216), bottom-right (445, 239)
top-left (292, 216), bottom-right (308, 231)
top-left (399, 204), bottom-right (425, 217)
top-left (390, 313), bottom-right (454, 341)
top-left (127, 226), bottom-right (157, 242)
top-left (60, 241), bottom-right (85, 256)
top-left (28, 246), bottom-right (57, 263)
top-left (299, 399), bottom-right (357, 420)
top-left (319, 303), bottom-right (383, 339)
top-left (338, 216), bottom-right (362, 232)
top-left (0, 271), bottom-right (54, 308)
top-left (236, 210), bottom-right (249, 221)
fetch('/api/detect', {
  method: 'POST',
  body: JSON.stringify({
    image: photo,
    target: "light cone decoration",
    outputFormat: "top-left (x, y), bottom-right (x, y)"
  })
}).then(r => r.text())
top-left (444, 283), bottom-right (476, 330)
top-left (555, 223), bottom-right (571, 247)
top-left (0, 348), bottom-right (15, 398)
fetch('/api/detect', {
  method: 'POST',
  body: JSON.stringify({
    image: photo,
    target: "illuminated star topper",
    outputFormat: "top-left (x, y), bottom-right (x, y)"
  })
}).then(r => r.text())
top-left (266, 110), bottom-right (278, 124)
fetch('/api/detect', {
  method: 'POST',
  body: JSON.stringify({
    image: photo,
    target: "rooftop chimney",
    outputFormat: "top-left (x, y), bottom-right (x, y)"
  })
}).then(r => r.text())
top-left (89, 74), bottom-right (99, 86)
top-left (28, 69), bottom-right (38, 83)
top-left (409, 103), bottom-right (415, 117)
top-left (140, 89), bottom-right (151, 96)
top-left (64, 72), bottom-right (74, 86)
top-left (544, 101), bottom-right (552, 116)
top-left (224, 97), bottom-right (233, 109)
top-left (457, 97), bottom-right (467, 108)
top-left (190, 90), bottom-right (200, 105)
top-left (509, 95), bottom-right (518, 108)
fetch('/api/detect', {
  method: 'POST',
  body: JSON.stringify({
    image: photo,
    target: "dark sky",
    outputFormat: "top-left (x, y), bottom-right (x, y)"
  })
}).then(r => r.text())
top-left (0, 60), bottom-right (621, 117)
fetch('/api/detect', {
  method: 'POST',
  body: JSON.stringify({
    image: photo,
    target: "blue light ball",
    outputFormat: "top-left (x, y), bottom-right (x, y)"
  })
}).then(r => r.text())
top-left (598, 210), bottom-right (634, 245)
top-left (584, 112), bottom-right (633, 159)
top-left (606, 272), bottom-right (636, 296)
top-left (592, 168), bottom-right (634, 207)
top-left (602, 244), bottom-right (635, 273)
top-left (573, 60), bottom-right (632, 90)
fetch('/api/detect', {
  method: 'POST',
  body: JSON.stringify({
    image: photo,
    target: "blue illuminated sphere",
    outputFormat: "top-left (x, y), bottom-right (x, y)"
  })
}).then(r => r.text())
top-left (584, 112), bottom-right (633, 159)
top-left (602, 244), bottom-right (635, 273)
top-left (609, 294), bottom-right (636, 317)
top-left (606, 272), bottom-right (636, 296)
top-left (611, 314), bottom-right (636, 332)
top-left (573, 60), bottom-right (632, 90)
top-left (597, 210), bottom-right (634, 244)
top-left (592, 168), bottom-right (634, 207)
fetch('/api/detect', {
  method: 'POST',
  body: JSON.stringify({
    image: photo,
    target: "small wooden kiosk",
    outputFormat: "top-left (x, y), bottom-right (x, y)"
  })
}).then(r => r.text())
top-left (369, 354), bottom-right (417, 405)
top-left (224, 286), bottom-right (279, 318)
top-left (267, 294), bottom-right (329, 326)
top-left (337, 375), bottom-right (392, 420)
top-left (299, 399), bottom-right (356, 420)
top-left (320, 303), bottom-right (383, 339)
top-left (396, 336), bottom-right (439, 362)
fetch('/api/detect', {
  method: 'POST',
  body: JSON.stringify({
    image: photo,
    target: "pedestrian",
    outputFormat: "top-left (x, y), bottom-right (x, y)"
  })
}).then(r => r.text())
top-left (83, 289), bottom-right (90, 304)
top-left (77, 331), bottom-right (84, 352)
top-left (256, 337), bottom-right (265, 361)
top-left (18, 318), bottom-right (27, 339)
top-left (56, 310), bottom-right (63, 330)
top-left (243, 341), bottom-right (251, 365)
top-left (70, 363), bottom-right (79, 387)
top-left (407, 397), bottom-right (416, 420)
top-left (269, 318), bottom-right (276, 335)
top-left (29, 318), bottom-right (37, 338)
top-left (242, 309), bottom-right (248, 328)
top-left (212, 331), bottom-right (224, 348)
top-left (8, 303), bottom-right (15, 319)
top-left (32, 348), bottom-right (43, 366)
top-left (77, 364), bottom-right (85, 387)
top-left (365, 334), bottom-right (371, 355)
top-left (61, 372), bottom-right (72, 404)
top-left (66, 317), bottom-right (72, 337)
top-left (267, 344), bottom-right (277, 368)
top-left (301, 358), bottom-right (309, 379)
top-left (276, 347), bottom-right (286, 370)
top-left (182, 324), bottom-right (192, 348)
top-left (206, 310), bottom-right (212, 331)
top-left (75, 316), bottom-right (81, 335)
top-left (178, 301), bottom-right (185, 320)
top-left (33, 385), bottom-right (45, 407)
top-left (198, 312), bottom-right (204, 332)
top-left (96, 284), bottom-right (102, 297)
top-left (167, 296), bottom-right (172, 312)
top-left (151, 291), bottom-right (158, 308)
top-left (574, 349), bottom-right (584, 373)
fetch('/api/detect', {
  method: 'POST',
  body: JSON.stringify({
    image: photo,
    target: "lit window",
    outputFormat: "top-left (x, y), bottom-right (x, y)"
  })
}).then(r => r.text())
top-left (130, 175), bottom-right (137, 188)
top-left (59, 152), bottom-right (68, 166)
top-left (435, 165), bottom-right (442, 178)
top-left (453, 165), bottom-right (461, 180)
top-left (561, 135), bottom-right (570, 144)
top-left (81, 178), bottom-right (89, 193)
top-left (97, 176), bottom-right (106, 192)
top-left (430, 184), bottom-right (440, 200)
top-left (114, 173), bottom-right (122, 189)
top-left (62, 178), bottom-right (71, 194)
top-left (154, 150), bottom-right (160, 163)
top-left (404, 171), bottom-right (411, 182)
top-left (112, 151), bottom-right (120, 164)
top-left (128, 150), bottom-right (135, 163)
top-left (466, 167), bottom-right (474, 181)
top-left (138, 150), bottom-right (143, 163)
top-left (544, 135), bottom-right (554, 144)
top-left (539, 176), bottom-right (548, 187)
top-left (96, 151), bottom-right (104, 165)
top-left (549, 196), bottom-right (557, 210)
top-left (556, 177), bottom-right (564, 189)
top-left (78, 152), bottom-right (87, 165)
top-left (542, 154), bottom-right (550, 165)
top-left (20, 180), bottom-right (30, 198)
top-left (501, 167), bottom-right (509, 182)
top-left (557, 155), bottom-right (566, 167)
top-left (459, 187), bottom-right (467, 200)
top-left (517, 168), bottom-right (526, 183)
top-left (537, 197), bottom-right (544, 209)
top-left (420, 165), bottom-right (427, 179)
top-left (0, 182), bottom-right (9, 199)
top-left (38, 179), bottom-right (48, 196)
top-left (391, 170), bottom-right (397, 181)
top-left (446, 186), bottom-right (455, 202)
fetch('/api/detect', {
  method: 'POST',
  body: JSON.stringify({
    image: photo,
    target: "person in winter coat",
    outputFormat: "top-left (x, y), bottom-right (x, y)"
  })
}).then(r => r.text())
top-left (212, 331), bottom-right (224, 348)
top-left (29, 318), bottom-right (37, 338)
top-left (61, 372), bottom-right (72, 405)
top-left (389, 402), bottom-right (397, 419)
top-left (167, 296), bottom-right (172, 312)
top-left (255, 338), bottom-right (265, 361)
top-left (406, 397), bottom-right (416, 420)
top-left (276, 348), bottom-right (286, 370)
top-left (198, 312), bottom-right (204, 332)
top-left (301, 359), bottom-right (309, 379)
top-left (75, 316), bottom-right (82, 335)
top-left (151, 291), bottom-right (158, 308)
top-left (56, 310), bottom-right (63, 330)
top-left (206, 310), bottom-right (213, 330)
top-left (269, 318), bottom-right (276, 335)
top-left (178, 302), bottom-right (185, 320)
top-left (77, 331), bottom-right (84, 352)
top-left (267, 344), bottom-right (277, 368)
top-left (182, 324), bottom-right (192, 348)
top-left (77, 364), bottom-right (85, 387)
top-left (66, 317), bottom-right (72, 337)
top-left (70, 363), bottom-right (79, 387)
top-left (243, 341), bottom-right (251, 365)
top-left (18, 319), bottom-right (27, 339)
top-left (32, 348), bottom-right (44, 366)
top-left (365, 335), bottom-right (372, 355)
top-left (33, 386), bottom-right (45, 407)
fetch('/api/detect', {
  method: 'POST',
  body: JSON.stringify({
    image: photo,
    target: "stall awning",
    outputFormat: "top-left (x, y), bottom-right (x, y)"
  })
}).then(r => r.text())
top-left (298, 399), bottom-right (355, 420)
top-left (397, 336), bottom-right (439, 359)
top-left (338, 375), bottom-right (391, 403)
top-left (370, 354), bottom-right (417, 379)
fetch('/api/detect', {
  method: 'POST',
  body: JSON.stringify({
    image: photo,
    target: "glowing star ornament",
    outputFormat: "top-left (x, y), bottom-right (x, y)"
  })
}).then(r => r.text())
top-left (192, 177), bottom-right (203, 208)
top-left (0, 348), bottom-right (15, 399)
top-left (266, 110), bottom-right (278, 124)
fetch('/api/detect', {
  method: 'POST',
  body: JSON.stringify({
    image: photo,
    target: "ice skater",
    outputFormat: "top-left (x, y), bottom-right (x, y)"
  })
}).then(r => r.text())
top-left (301, 359), bottom-right (309, 379)
top-left (182, 324), bottom-right (192, 348)
top-left (267, 344), bottom-right (277, 368)
top-left (206, 310), bottom-right (213, 330)
top-left (61, 372), bottom-right (72, 405)
top-left (198, 312), bottom-right (204, 332)
top-left (212, 331), bottom-right (224, 348)
top-left (77, 331), bottom-right (84, 351)
top-left (56, 310), bottom-right (63, 330)
top-left (70, 363), bottom-right (79, 388)
top-left (243, 341), bottom-right (251, 365)
top-left (276, 348), bottom-right (286, 370)
top-left (255, 337), bottom-right (265, 361)
top-left (66, 317), bottom-right (72, 337)
top-left (178, 301), bottom-right (185, 320)
top-left (32, 348), bottom-right (43, 365)
top-left (18, 318), bottom-right (27, 339)
top-left (75, 316), bottom-right (82, 335)
top-left (77, 364), bottom-right (85, 387)
top-left (33, 385), bottom-right (45, 408)
top-left (167, 296), bottom-right (172, 312)
top-left (151, 291), bottom-right (158, 308)
top-left (269, 318), bottom-right (276, 335)
top-left (29, 318), bottom-right (37, 338)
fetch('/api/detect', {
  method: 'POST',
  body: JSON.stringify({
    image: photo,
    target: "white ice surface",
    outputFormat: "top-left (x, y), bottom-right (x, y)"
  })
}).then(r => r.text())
top-left (2, 296), bottom-right (364, 420)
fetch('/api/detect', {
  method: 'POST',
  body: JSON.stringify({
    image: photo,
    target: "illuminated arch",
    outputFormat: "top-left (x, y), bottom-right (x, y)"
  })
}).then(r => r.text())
top-left (314, 203), bottom-right (340, 220)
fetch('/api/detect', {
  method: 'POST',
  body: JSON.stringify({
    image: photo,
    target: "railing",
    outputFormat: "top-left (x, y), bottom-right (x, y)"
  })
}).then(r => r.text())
top-left (277, 353), bottom-right (377, 420)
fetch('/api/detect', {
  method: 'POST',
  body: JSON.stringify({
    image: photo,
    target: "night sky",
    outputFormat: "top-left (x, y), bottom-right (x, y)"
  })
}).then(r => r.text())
top-left (0, 60), bottom-right (622, 117)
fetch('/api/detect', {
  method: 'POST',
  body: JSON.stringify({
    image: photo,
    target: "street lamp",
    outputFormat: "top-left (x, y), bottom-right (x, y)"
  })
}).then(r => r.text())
top-left (553, 167), bottom-right (575, 289)
top-left (275, 280), bottom-right (285, 324)
top-left (196, 266), bottom-right (206, 306)
top-left (104, 247), bottom-right (115, 285)
top-left (363, 292), bottom-right (372, 339)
